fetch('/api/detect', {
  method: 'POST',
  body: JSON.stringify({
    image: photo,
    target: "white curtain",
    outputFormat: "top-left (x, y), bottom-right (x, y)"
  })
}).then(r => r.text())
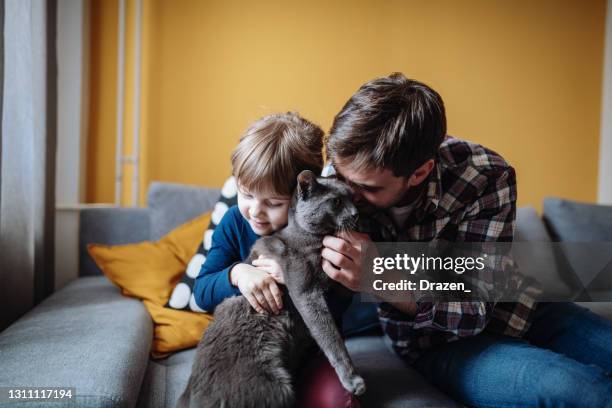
top-left (0, 0), bottom-right (57, 331)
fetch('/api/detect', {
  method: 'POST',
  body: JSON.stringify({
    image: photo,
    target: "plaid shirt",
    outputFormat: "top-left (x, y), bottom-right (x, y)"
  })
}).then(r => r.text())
top-left (348, 136), bottom-right (538, 362)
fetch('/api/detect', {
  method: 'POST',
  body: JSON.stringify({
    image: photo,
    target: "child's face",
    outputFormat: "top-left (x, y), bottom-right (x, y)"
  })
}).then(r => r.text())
top-left (237, 184), bottom-right (291, 235)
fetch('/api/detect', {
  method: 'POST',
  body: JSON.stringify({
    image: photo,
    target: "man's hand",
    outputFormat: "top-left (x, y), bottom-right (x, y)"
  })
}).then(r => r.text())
top-left (229, 263), bottom-right (283, 314)
top-left (321, 230), bottom-right (371, 291)
top-left (252, 255), bottom-right (285, 285)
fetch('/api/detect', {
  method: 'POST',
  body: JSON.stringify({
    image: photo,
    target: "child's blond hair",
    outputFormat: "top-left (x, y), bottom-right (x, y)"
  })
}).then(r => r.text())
top-left (231, 112), bottom-right (324, 196)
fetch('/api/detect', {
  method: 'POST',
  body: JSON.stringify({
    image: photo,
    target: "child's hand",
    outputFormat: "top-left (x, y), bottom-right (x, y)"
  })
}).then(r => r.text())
top-left (230, 263), bottom-right (283, 314)
top-left (252, 255), bottom-right (285, 285)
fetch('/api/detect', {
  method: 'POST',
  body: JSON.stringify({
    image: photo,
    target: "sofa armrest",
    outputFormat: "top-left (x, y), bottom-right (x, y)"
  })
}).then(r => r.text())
top-left (79, 207), bottom-right (151, 276)
top-left (0, 277), bottom-right (152, 408)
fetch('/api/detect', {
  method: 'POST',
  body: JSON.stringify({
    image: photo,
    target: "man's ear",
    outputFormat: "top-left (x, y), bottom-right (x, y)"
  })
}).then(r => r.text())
top-left (297, 170), bottom-right (317, 199)
top-left (409, 159), bottom-right (435, 186)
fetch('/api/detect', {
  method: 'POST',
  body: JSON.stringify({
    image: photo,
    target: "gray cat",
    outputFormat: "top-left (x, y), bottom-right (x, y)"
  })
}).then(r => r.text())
top-left (177, 170), bottom-right (366, 408)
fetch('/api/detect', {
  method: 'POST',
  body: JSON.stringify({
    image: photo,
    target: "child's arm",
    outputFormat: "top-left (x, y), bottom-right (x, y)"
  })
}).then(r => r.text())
top-left (251, 255), bottom-right (285, 284)
top-left (192, 207), bottom-right (283, 314)
top-left (229, 263), bottom-right (283, 314)
top-left (192, 210), bottom-right (243, 312)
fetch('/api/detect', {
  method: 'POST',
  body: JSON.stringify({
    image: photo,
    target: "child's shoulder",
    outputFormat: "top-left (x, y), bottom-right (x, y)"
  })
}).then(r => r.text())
top-left (225, 204), bottom-right (241, 217)
top-left (212, 205), bottom-right (245, 241)
top-left (218, 204), bottom-right (243, 226)
top-left (214, 204), bottom-right (257, 245)
top-left (218, 204), bottom-right (255, 233)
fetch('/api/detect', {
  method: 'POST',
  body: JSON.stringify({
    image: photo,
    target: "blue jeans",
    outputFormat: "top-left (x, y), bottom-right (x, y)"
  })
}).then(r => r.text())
top-left (412, 302), bottom-right (612, 407)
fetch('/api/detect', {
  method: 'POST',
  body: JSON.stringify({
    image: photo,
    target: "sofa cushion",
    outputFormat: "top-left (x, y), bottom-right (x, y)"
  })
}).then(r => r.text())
top-left (138, 336), bottom-right (458, 408)
top-left (543, 198), bottom-right (612, 300)
top-left (543, 198), bottom-right (612, 242)
top-left (347, 335), bottom-right (460, 407)
top-left (0, 277), bottom-right (152, 408)
top-left (164, 177), bottom-right (238, 313)
top-left (514, 206), bottom-right (572, 298)
top-left (88, 212), bottom-right (214, 358)
top-left (515, 206), bottom-right (551, 242)
top-left (137, 349), bottom-right (196, 408)
top-left (80, 207), bottom-right (151, 276)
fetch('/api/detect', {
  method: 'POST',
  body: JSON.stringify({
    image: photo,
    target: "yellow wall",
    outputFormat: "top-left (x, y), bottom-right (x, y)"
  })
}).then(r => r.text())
top-left (87, 0), bottom-right (606, 212)
top-left (87, 0), bottom-right (116, 203)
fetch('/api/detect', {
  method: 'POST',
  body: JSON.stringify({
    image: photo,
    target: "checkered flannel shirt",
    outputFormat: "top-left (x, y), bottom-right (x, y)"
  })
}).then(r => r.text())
top-left (356, 136), bottom-right (538, 362)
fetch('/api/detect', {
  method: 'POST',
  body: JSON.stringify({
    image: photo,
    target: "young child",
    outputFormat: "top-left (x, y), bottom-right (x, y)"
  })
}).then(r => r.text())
top-left (193, 112), bottom-right (360, 407)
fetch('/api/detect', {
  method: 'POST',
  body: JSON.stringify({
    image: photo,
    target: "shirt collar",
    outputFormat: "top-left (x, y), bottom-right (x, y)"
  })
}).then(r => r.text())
top-left (422, 161), bottom-right (442, 215)
top-left (406, 160), bottom-right (442, 221)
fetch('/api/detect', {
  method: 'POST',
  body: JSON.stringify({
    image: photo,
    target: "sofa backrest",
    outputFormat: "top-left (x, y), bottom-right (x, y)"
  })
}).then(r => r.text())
top-left (515, 207), bottom-right (551, 241)
top-left (543, 198), bottom-right (612, 242)
top-left (147, 182), bottom-right (221, 241)
top-left (79, 184), bottom-right (563, 285)
top-left (543, 198), bottom-right (612, 295)
top-left (78, 182), bottom-right (220, 277)
top-left (514, 206), bottom-right (573, 297)
top-left (79, 207), bottom-right (151, 276)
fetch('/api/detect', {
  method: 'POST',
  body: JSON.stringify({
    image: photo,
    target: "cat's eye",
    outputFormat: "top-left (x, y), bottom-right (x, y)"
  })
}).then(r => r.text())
top-left (332, 197), bottom-right (342, 208)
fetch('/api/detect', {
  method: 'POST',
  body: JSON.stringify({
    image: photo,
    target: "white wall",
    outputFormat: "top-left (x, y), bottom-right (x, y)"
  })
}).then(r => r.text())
top-left (55, 0), bottom-right (90, 290)
top-left (56, 0), bottom-right (88, 205)
top-left (599, 0), bottom-right (612, 204)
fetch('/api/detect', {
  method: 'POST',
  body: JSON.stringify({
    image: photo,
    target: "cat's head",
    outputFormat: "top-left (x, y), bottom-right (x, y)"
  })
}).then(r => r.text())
top-left (292, 170), bottom-right (358, 235)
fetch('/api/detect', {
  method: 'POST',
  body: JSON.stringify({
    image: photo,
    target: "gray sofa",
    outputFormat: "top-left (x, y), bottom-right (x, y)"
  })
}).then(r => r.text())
top-left (1, 182), bottom-right (611, 408)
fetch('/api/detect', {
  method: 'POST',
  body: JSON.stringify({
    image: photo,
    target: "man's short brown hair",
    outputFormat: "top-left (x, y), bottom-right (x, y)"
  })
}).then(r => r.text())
top-left (231, 112), bottom-right (324, 196)
top-left (326, 73), bottom-right (446, 177)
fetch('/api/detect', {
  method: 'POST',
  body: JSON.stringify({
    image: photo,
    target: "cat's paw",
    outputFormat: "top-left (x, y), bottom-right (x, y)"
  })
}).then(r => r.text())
top-left (345, 374), bottom-right (366, 396)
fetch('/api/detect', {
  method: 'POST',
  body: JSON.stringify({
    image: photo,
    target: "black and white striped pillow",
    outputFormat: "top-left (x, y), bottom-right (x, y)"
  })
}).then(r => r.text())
top-left (164, 176), bottom-right (238, 312)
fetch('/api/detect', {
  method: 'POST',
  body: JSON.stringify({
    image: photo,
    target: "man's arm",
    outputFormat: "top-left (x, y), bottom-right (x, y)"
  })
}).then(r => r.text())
top-left (395, 166), bottom-right (517, 337)
top-left (387, 300), bottom-right (418, 315)
top-left (321, 230), bottom-right (369, 291)
top-left (322, 232), bottom-right (419, 315)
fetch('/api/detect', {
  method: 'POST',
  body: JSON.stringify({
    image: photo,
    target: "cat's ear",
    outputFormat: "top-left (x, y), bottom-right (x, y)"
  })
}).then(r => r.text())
top-left (297, 170), bottom-right (317, 199)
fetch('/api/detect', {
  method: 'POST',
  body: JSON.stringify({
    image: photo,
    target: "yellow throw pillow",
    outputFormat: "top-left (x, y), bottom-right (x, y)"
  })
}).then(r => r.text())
top-left (88, 212), bottom-right (214, 359)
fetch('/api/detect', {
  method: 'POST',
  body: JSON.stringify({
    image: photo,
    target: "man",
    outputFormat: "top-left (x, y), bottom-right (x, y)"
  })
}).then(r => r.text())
top-left (321, 73), bottom-right (612, 406)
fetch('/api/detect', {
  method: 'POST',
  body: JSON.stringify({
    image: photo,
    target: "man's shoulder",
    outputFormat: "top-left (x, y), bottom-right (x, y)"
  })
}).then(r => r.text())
top-left (435, 136), bottom-right (516, 214)
top-left (438, 136), bottom-right (513, 174)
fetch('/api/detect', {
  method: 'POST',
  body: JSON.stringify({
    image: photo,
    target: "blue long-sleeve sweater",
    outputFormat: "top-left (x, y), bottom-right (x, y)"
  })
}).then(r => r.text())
top-left (193, 206), bottom-right (257, 311)
top-left (193, 205), bottom-right (352, 327)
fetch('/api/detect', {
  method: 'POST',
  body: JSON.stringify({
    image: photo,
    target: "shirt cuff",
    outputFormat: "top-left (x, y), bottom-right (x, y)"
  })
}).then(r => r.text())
top-left (378, 301), bottom-right (436, 327)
